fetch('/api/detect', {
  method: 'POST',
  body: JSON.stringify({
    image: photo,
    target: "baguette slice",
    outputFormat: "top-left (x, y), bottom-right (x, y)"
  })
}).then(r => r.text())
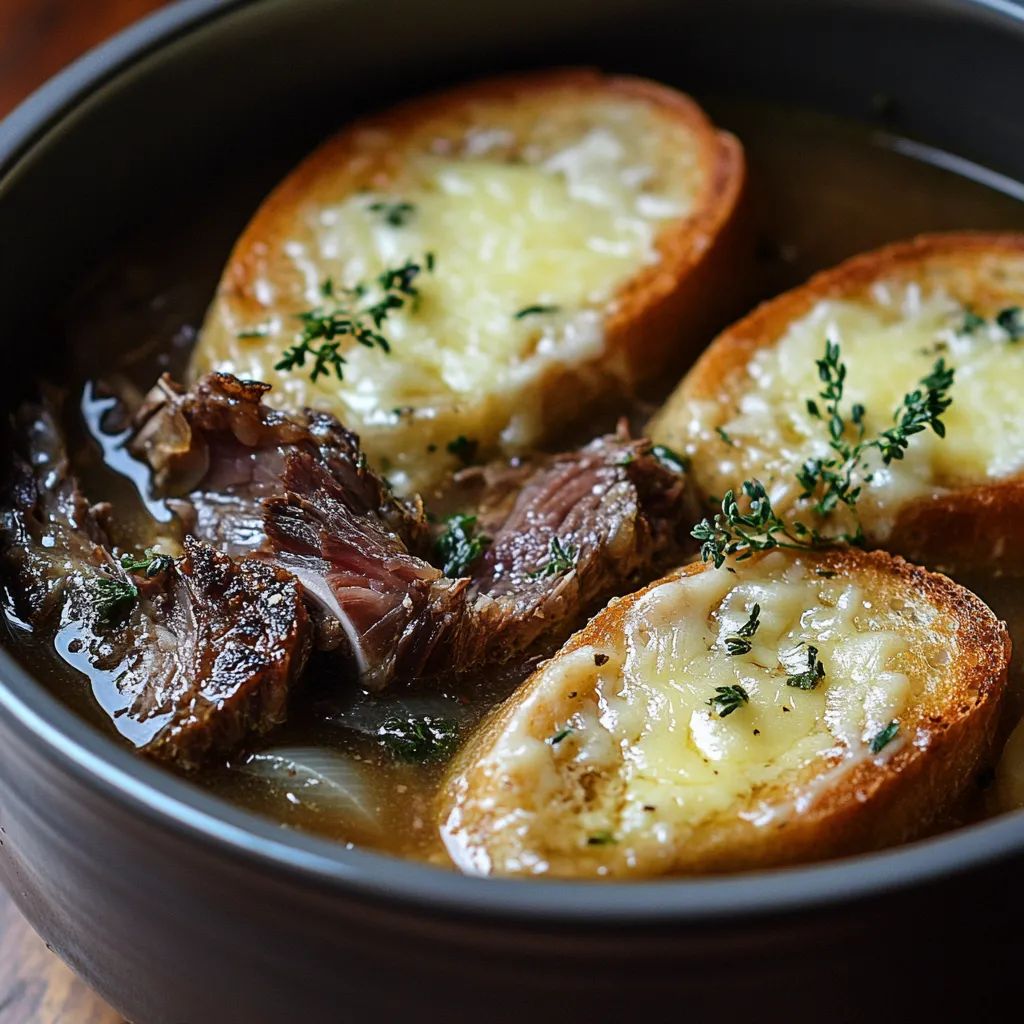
top-left (439, 547), bottom-right (1008, 878)
top-left (650, 232), bottom-right (1024, 573)
top-left (193, 69), bottom-right (746, 494)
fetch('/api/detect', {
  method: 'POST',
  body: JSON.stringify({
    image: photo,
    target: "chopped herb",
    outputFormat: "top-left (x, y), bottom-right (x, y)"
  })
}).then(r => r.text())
top-left (587, 830), bottom-right (617, 846)
top-left (120, 549), bottom-right (173, 579)
top-left (528, 536), bottom-right (578, 579)
top-left (446, 435), bottom-right (479, 465)
top-left (378, 715), bottom-right (458, 763)
top-left (514, 304), bottom-right (561, 319)
top-left (996, 306), bottom-right (1024, 340)
top-left (815, 568), bottom-right (838, 579)
top-left (275, 255), bottom-right (435, 382)
top-left (366, 199), bottom-right (416, 227)
top-left (785, 644), bottom-right (826, 690)
top-left (549, 728), bottom-right (573, 745)
top-left (650, 444), bottom-right (689, 475)
top-left (90, 576), bottom-right (138, 622)
top-left (960, 307), bottom-right (986, 334)
top-left (706, 683), bottom-right (749, 718)
top-left (870, 719), bottom-right (899, 754)
top-left (237, 326), bottom-right (271, 339)
top-left (723, 602), bottom-right (760, 656)
top-left (716, 426), bottom-right (736, 447)
top-left (434, 513), bottom-right (490, 577)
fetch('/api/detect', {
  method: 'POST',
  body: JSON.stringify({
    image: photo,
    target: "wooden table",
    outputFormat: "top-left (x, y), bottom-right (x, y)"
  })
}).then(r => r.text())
top-left (0, 8), bottom-right (171, 1021)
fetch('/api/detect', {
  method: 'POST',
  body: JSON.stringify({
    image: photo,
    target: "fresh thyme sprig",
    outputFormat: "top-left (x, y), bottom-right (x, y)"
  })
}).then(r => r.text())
top-left (529, 536), bottom-right (578, 579)
top-left (785, 644), bottom-right (826, 690)
top-left (706, 684), bottom-right (750, 718)
top-left (692, 480), bottom-right (815, 569)
top-left (723, 602), bottom-right (761, 656)
top-left (435, 514), bottom-right (490, 578)
top-left (693, 340), bottom-right (955, 566)
top-left (796, 340), bottom-right (954, 525)
top-left (274, 254), bottom-right (435, 383)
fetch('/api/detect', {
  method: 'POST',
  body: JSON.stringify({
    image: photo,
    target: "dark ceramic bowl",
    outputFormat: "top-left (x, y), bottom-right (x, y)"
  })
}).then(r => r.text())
top-left (2, 1), bottom-right (1024, 1020)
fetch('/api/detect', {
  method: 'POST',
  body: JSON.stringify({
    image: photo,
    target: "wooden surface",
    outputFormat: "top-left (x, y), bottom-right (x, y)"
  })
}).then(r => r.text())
top-left (0, 6), bottom-right (170, 1021)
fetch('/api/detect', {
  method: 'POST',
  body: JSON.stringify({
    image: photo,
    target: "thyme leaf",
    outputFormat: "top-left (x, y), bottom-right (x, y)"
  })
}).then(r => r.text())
top-left (90, 576), bottom-right (138, 622)
top-left (366, 199), bottom-right (416, 227)
top-left (275, 255), bottom-right (435, 382)
top-left (870, 719), bottom-right (900, 753)
top-left (434, 514), bottom-right (490, 578)
top-left (446, 435), bottom-right (478, 466)
top-left (528, 536), bottom-right (578, 579)
top-left (120, 549), bottom-right (173, 579)
top-left (785, 644), bottom-right (826, 690)
top-left (514, 304), bottom-right (561, 319)
top-left (706, 684), bottom-right (750, 718)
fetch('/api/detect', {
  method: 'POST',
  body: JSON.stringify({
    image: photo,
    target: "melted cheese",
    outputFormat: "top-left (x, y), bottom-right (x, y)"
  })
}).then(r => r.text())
top-left (442, 552), bottom-right (958, 877)
top-left (195, 101), bottom-right (703, 494)
top-left (683, 285), bottom-right (1024, 539)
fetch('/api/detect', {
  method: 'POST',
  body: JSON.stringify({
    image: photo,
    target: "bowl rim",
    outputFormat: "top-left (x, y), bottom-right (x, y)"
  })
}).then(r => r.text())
top-left (1, 0), bottom-right (1023, 925)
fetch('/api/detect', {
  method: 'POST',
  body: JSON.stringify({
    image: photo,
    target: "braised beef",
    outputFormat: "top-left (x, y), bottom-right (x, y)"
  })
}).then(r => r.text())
top-left (264, 453), bottom-right (466, 691)
top-left (261, 425), bottom-right (689, 688)
top-left (0, 398), bottom-right (311, 769)
top-left (128, 372), bottom-right (428, 556)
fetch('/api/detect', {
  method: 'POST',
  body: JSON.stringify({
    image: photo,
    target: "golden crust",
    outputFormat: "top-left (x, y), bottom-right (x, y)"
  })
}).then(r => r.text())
top-left (439, 547), bottom-right (1010, 878)
top-left (205, 67), bottom-right (747, 394)
top-left (650, 231), bottom-right (1024, 573)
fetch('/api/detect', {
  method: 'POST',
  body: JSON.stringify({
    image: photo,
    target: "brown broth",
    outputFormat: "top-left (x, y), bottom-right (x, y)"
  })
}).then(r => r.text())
top-left (5, 97), bottom-right (1024, 866)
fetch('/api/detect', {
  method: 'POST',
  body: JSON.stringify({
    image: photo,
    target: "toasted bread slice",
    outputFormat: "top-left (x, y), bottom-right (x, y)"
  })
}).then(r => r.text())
top-left (439, 547), bottom-right (1008, 878)
top-left (649, 232), bottom-right (1024, 573)
top-left (193, 69), bottom-right (746, 494)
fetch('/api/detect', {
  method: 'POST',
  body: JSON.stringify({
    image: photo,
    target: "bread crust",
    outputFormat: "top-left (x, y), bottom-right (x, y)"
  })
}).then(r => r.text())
top-left (650, 232), bottom-right (1024, 573)
top-left (439, 546), bottom-right (1010, 878)
top-left (205, 67), bottom-right (747, 395)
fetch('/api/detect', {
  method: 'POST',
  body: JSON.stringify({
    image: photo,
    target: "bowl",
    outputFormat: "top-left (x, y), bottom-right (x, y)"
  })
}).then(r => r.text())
top-left (2, 1), bottom-right (1023, 1020)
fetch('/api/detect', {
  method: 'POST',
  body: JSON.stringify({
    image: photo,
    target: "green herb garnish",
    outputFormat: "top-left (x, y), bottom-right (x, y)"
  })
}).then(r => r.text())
top-left (785, 644), bottom-right (826, 690)
top-left (528, 536), bottom-right (578, 579)
top-left (706, 683), bottom-right (750, 718)
top-left (378, 715), bottom-right (458, 763)
top-left (275, 255), bottom-right (435, 382)
top-left (514, 304), bottom-right (561, 319)
top-left (692, 480), bottom-right (814, 569)
top-left (996, 306), bottom-right (1024, 340)
top-left (366, 200), bottom-right (416, 227)
top-left (797, 340), bottom-right (953, 524)
top-left (870, 719), bottom-right (900, 753)
top-left (716, 426), bottom-right (736, 447)
top-left (960, 307), bottom-right (986, 334)
top-left (650, 443), bottom-right (689, 475)
top-left (446, 435), bottom-right (479, 466)
top-left (434, 513), bottom-right (490, 578)
top-left (120, 549), bottom-right (173, 579)
top-left (587, 830), bottom-right (617, 846)
top-left (237, 326), bottom-right (271, 339)
top-left (549, 728), bottom-right (573, 745)
top-left (692, 340), bottom-right (954, 566)
top-left (723, 602), bottom-right (760, 656)
top-left (90, 576), bottom-right (138, 622)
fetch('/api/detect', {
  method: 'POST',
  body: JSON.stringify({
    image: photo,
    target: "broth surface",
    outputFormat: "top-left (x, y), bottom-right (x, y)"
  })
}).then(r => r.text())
top-left (5, 98), bottom-right (1024, 865)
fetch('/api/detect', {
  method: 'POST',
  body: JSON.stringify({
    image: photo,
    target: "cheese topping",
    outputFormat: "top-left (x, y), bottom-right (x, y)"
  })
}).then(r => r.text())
top-left (194, 100), bottom-right (703, 493)
top-left (685, 285), bottom-right (1024, 539)
top-left (442, 552), bottom-right (958, 876)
